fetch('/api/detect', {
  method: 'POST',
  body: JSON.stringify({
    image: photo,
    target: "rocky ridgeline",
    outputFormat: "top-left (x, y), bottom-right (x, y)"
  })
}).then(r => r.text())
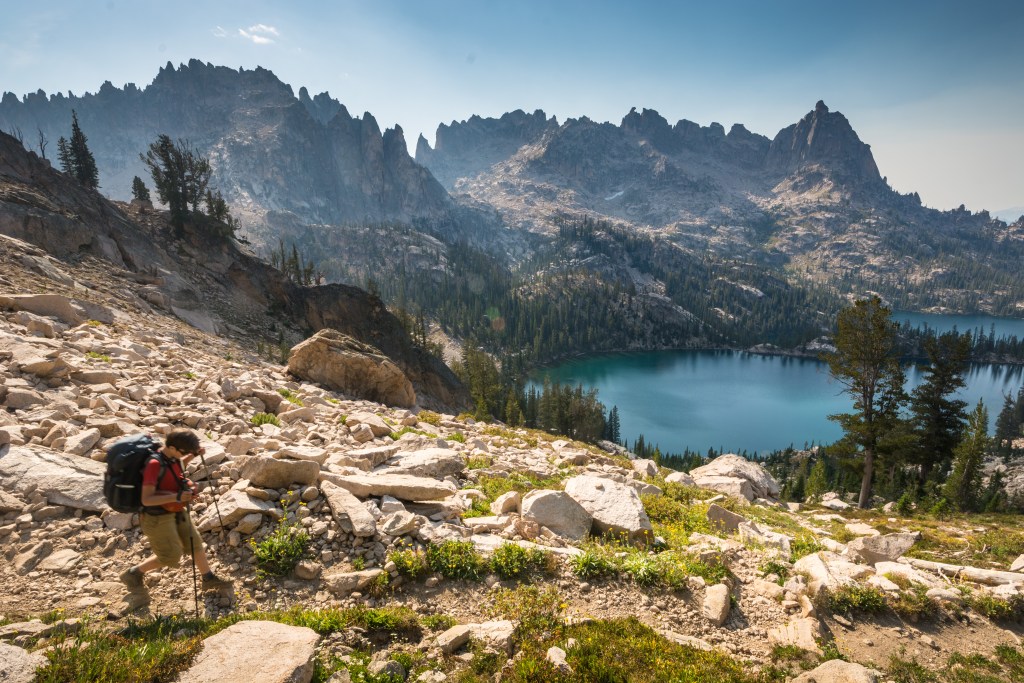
top-left (2, 295), bottom-right (1024, 682)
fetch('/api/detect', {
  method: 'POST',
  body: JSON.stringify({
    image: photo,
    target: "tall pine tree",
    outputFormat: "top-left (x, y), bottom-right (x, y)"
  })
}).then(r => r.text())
top-left (68, 110), bottom-right (99, 188)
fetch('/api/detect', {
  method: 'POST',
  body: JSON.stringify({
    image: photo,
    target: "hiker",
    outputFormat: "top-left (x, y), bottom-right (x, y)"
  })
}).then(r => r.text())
top-left (119, 430), bottom-right (232, 604)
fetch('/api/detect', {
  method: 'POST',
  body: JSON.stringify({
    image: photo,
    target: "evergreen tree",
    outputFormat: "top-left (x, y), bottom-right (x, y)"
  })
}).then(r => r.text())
top-left (605, 406), bottom-right (621, 443)
top-left (140, 135), bottom-right (211, 234)
top-left (943, 401), bottom-right (990, 511)
top-left (131, 176), bottom-right (151, 202)
top-left (909, 332), bottom-right (970, 483)
top-left (68, 110), bottom-right (99, 188)
top-left (56, 136), bottom-right (72, 174)
top-left (805, 457), bottom-right (829, 500)
top-left (824, 297), bottom-right (907, 508)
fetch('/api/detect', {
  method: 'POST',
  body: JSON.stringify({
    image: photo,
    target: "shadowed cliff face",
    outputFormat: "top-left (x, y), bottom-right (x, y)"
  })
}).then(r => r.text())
top-left (0, 130), bottom-right (470, 411)
top-left (0, 60), bottom-right (453, 235)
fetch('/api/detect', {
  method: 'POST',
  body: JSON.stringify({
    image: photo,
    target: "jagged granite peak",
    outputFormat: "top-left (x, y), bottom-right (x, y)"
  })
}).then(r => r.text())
top-left (415, 109), bottom-right (558, 188)
top-left (298, 86), bottom-right (347, 124)
top-left (766, 100), bottom-right (882, 185)
top-left (0, 61), bottom-right (453, 236)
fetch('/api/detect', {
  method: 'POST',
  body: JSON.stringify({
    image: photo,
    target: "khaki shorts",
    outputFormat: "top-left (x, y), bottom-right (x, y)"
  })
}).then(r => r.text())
top-left (141, 511), bottom-right (202, 568)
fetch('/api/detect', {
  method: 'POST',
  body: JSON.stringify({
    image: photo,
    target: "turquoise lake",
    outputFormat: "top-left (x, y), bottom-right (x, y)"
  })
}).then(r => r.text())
top-left (532, 313), bottom-right (1024, 456)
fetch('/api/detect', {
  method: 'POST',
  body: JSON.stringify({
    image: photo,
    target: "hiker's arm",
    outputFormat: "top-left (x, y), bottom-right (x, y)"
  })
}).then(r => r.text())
top-left (180, 447), bottom-right (204, 468)
top-left (140, 483), bottom-right (192, 506)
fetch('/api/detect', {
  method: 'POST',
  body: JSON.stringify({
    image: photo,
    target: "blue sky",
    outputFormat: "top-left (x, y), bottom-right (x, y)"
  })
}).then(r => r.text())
top-left (2, 0), bottom-right (1022, 214)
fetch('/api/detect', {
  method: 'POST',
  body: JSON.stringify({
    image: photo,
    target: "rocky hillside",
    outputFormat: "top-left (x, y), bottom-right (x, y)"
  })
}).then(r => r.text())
top-left (2, 275), bottom-right (1024, 681)
top-left (0, 129), bottom-right (468, 410)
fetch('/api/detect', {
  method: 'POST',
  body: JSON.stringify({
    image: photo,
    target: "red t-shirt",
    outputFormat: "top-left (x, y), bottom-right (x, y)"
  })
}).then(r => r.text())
top-left (142, 456), bottom-right (188, 512)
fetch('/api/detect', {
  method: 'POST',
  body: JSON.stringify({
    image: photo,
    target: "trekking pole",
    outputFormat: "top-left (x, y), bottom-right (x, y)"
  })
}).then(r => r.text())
top-left (187, 504), bottom-right (199, 619)
top-left (195, 449), bottom-right (225, 532)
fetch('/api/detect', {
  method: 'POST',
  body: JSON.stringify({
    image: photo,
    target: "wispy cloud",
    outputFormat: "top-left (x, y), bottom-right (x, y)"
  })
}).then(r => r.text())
top-left (212, 26), bottom-right (227, 38)
top-left (238, 24), bottom-right (279, 44)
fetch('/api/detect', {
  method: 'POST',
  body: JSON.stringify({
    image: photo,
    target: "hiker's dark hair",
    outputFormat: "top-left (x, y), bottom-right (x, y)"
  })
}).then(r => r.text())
top-left (164, 430), bottom-right (200, 453)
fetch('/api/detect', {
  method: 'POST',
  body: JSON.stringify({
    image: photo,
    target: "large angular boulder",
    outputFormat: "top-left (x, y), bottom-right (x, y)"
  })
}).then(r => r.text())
top-left (792, 661), bottom-right (879, 683)
top-left (176, 620), bottom-right (320, 683)
top-left (689, 454), bottom-right (780, 501)
top-left (241, 456), bottom-right (320, 489)
top-left (287, 329), bottom-right (415, 408)
top-left (846, 532), bottom-right (917, 565)
top-left (323, 569), bottom-right (384, 595)
top-left (703, 583), bottom-right (731, 626)
top-left (563, 475), bottom-right (653, 541)
top-left (382, 448), bottom-right (465, 478)
top-left (0, 642), bottom-right (46, 683)
top-left (0, 293), bottom-right (113, 326)
top-left (521, 489), bottom-right (592, 541)
top-left (706, 503), bottom-right (748, 535)
top-left (318, 472), bottom-right (456, 501)
top-left (768, 617), bottom-right (822, 654)
top-left (320, 480), bottom-right (377, 537)
top-left (0, 445), bottom-right (106, 511)
top-left (196, 490), bottom-right (276, 532)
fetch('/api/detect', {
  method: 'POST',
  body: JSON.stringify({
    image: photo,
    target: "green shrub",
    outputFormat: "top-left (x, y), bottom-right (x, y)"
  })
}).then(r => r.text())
top-left (759, 559), bottom-right (791, 585)
top-left (448, 431), bottom-right (466, 443)
top-left (426, 540), bottom-right (484, 580)
top-left (388, 548), bottom-right (429, 580)
top-left (568, 548), bottom-right (617, 580)
top-left (389, 426), bottom-right (437, 440)
top-left (418, 410), bottom-right (442, 426)
top-left (249, 517), bottom-right (309, 578)
top-left (827, 584), bottom-right (887, 615)
top-left (488, 585), bottom-right (564, 639)
top-left (883, 575), bottom-right (938, 620)
top-left (790, 534), bottom-right (824, 561)
top-left (967, 593), bottom-right (1023, 621)
top-left (489, 543), bottom-right (546, 580)
top-left (250, 412), bottom-right (281, 427)
top-left (85, 351), bottom-right (111, 362)
top-left (623, 554), bottom-right (661, 586)
top-left (277, 388), bottom-right (304, 406)
top-left (421, 614), bottom-right (458, 631)
top-left (895, 492), bottom-right (915, 516)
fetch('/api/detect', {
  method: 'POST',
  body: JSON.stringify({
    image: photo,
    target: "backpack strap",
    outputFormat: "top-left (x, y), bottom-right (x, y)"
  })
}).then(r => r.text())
top-left (142, 451), bottom-right (186, 514)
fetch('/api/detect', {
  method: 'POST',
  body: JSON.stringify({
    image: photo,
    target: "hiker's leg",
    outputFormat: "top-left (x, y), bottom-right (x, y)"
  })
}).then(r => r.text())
top-left (177, 512), bottom-right (212, 574)
top-left (141, 513), bottom-right (184, 568)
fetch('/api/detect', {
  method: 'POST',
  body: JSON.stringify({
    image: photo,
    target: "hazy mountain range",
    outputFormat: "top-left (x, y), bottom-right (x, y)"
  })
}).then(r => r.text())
top-left (2, 60), bottom-right (1022, 341)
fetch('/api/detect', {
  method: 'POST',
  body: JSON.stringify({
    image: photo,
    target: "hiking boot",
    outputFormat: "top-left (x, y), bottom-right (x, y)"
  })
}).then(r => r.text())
top-left (201, 573), bottom-right (233, 591)
top-left (119, 567), bottom-right (145, 592)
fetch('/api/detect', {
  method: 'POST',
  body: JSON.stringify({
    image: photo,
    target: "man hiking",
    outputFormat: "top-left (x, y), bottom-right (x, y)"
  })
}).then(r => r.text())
top-left (119, 430), bottom-right (232, 606)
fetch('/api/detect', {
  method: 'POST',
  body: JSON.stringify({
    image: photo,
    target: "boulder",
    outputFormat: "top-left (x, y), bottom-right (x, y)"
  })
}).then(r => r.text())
top-left (820, 492), bottom-right (851, 510)
top-left (277, 445), bottom-right (329, 464)
top-left (379, 511), bottom-right (421, 536)
top-left (490, 491), bottom-right (521, 515)
top-left (706, 503), bottom-right (747, 534)
top-left (347, 412), bottom-right (393, 437)
top-left (64, 428), bottom-right (102, 456)
top-left (468, 620), bottom-right (515, 655)
top-left (176, 620), bottom-right (319, 683)
top-left (521, 489), bottom-right (593, 541)
top-left (0, 293), bottom-right (112, 326)
top-left (632, 459), bottom-right (658, 477)
top-left (847, 533), bottom-right (917, 565)
top-left (563, 475), bottom-right (653, 541)
top-left (287, 330), bottom-right (415, 407)
top-left (0, 642), bottom-right (46, 683)
top-left (791, 660), bottom-right (879, 683)
top-left (196, 490), bottom-right (276, 531)
top-left (664, 471), bottom-right (696, 486)
top-left (38, 548), bottom-right (82, 573)
top-left (323, 569), bottom-right (384, 596)
top-left (383, 448), bottom-right (464, 478)
top-left (241, 456), bottom-right (320, 489)
top-left (320, 480), bottom-right (377, 537)
top-left (691, 475), bottom-right (753, 501)
top-left (1011, 554), bottom-right (1024, 573)
top-left (738, 521), bottom-right (791, 555)
top-left (0, 445), bottom-right (106, 511)
top-left (436, 625), bottom-right (471, 654)
top-left (0, 489), bottom-right (24, 513)
top-left (318, 472), bottom-right (456, 501)
top-left (689, 454), bottom-right (780, 501)
top-left (768, 617), bottom-right (821, 654)
top-left (702, 583), bottom-right (731, 626)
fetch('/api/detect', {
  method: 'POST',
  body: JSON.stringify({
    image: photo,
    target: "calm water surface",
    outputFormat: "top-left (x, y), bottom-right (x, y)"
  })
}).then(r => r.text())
top-left (533, 349), bottom-right (1024, 457)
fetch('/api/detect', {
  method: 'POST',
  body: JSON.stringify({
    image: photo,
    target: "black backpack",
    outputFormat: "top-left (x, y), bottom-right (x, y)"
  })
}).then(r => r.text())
top-left (103, 434), bottom-right (165, 513)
